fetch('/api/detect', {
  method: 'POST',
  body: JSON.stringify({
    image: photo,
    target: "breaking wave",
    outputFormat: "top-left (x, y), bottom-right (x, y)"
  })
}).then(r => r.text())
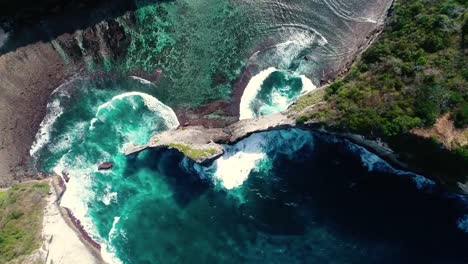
top-left (239, 68), bottom-right (316, 119)
top-left (192, 129), bottom-right (313, 189)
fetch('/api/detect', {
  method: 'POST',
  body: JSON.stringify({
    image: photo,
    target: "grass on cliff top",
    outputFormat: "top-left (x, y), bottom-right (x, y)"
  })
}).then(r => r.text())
top-left (0, 181), bottom-right (49, 263)
top-left (169, 143), bottom-right (218, 160)
top-left (290, 88), bottom-right (326, 113)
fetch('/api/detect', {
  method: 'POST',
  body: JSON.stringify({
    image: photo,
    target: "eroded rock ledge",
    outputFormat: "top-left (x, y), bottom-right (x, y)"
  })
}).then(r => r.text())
top-left (124, 112), bottom-right (297, 163)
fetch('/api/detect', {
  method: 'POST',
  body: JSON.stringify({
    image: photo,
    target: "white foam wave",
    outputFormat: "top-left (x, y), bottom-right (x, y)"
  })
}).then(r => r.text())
top-left (239, 68), bottom-right (316, 120)
top-left (30, 78), bottom-right (79, 157)
top-left (30, 99), bottom-right (64, 156)
top-left (239, 67), bottom-right (277, 120)
top-left (194, 130), bottom-right (313, 190)
top-left (300, 75), bottom-right (317, 94)
top-left (108, 217), bottom-right (121, 240)
top-left (248, 29), bottom-right (326, 72)
top-left (89, 91), bottom-right (179, 130)
top-left (213, 137), bottom-right (267, 189)
top-left (103, 185), bottom-right (118, 206)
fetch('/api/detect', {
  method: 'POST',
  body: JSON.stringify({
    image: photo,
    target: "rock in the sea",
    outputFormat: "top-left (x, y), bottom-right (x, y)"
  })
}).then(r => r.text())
top-left (62, 172), bottom-right (70, 182)
top-left (98, 162), bottom-right (113, 170)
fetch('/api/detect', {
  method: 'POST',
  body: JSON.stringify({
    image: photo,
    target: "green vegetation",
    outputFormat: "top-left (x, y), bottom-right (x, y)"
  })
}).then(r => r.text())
top-left (306, 0), bottom-right (467, 137)
top-left (294, 0), bottom-right (468, 187)
top-left (0, 181), bottom-right (49, 263)
top-left (168, 143), bottom-right (218, 160)
top-left (291, 88), bottom-right (326, 113)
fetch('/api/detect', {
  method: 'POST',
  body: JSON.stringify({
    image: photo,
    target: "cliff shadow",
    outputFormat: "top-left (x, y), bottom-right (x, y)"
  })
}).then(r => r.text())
top-left (0, 0), bottom-right (173, 55)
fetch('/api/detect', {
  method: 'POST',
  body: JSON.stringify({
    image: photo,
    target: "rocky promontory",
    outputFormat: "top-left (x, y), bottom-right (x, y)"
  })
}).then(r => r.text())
top-left (124, 112), bottom-right (298, 163)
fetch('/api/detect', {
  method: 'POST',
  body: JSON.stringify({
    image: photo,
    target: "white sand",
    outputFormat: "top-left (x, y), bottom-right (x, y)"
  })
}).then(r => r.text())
top-left (41, 181), bottom-right (100, 264)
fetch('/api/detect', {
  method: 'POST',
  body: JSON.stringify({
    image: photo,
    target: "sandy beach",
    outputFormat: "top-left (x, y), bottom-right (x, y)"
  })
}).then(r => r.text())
top-left (40, 178), bottom-right (102, 264)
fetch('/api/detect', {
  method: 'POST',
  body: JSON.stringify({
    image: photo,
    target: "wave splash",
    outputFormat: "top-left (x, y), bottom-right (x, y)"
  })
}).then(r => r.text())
top-left (191, 129), bottom-right (314, 190)
top-left (240, 68), bottom-right (316, 120)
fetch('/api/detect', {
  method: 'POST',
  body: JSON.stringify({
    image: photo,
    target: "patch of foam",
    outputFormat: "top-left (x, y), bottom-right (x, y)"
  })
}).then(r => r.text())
top-left (300, 75), bottom-right (316, 94)
top-left (103, 185), bottom-right (118, 206)
top-left (57, 156), bottom-right (96, 234)
top-left (30, 78), bottom-right (78, 157)
top-left (195, 129), bottom-right (313, 190)
top-left (30, 99), bottom-right (64, 156)
top-left (108, 217), bottom-right (121, 240)
top-left (240, 67), bottom-right (277, 120)
top-left (412, 175), bottom-right (436, 191)
top-left (213, 133), bottom-right (268, 189)
top-left (239, 68), bottom-right (316, 120)
top-left (89, 91), bottom-right (179, 130)
top-left (341, 137), bottom-right (436, 191)
top-left (248, 29), bottom-right (326, 72)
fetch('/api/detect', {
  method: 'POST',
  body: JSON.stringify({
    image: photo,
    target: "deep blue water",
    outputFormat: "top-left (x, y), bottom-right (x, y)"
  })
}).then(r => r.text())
top-left (105, 130), bottom-right (468, 264)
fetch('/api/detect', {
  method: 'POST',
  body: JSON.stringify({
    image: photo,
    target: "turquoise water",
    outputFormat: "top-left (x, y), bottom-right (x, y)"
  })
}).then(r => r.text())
top-left (239, 69), bottom-right (316, 119)
top-left (32, 79), bottom-right (468, 263)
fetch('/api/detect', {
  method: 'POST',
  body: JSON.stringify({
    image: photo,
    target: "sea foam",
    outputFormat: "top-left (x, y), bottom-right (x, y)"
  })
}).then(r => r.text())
top-left (90, 91), bottom-right (179, 131)
top-left (239, 68), bottom-right (316, 120)
top-left (194, 129), bottom-right (313, 190)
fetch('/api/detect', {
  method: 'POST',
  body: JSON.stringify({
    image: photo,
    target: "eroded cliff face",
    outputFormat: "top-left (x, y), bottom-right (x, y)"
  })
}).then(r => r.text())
top-left (0, 2), bottom-right (134, 186)
top-left (0, 0), bottom-right (394, 186)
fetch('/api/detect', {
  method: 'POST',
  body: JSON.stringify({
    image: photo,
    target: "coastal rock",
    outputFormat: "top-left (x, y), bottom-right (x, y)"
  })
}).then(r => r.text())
top-left (98, 162), bottom-right (112, 170)
top-left (125, 112), bottom-right (300, 163)
top-left (62, 172), bottom-right (70, 182)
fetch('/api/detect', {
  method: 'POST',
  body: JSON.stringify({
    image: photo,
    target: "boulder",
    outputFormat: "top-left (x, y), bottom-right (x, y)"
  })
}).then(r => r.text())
top-left (98, 162), bottom-right (112, 170)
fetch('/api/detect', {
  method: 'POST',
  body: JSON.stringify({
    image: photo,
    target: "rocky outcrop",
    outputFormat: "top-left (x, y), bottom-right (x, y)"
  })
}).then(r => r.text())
top-left (98, 162), bottom-right (113, 170)
top-left (124, 112), bottom-right (298, 162)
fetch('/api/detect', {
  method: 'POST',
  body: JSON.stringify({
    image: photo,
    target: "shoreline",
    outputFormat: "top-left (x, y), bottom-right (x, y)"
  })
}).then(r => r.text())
top-left (50, 176), bottom-right (105, 262)
top-left (41, 176), bottom-right (104, 264)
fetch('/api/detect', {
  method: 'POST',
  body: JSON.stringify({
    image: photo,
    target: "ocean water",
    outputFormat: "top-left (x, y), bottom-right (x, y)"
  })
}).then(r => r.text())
top-left (29, 0), bottom-right (468, 263)
top-left (32, 78), bottom-right (468, 263)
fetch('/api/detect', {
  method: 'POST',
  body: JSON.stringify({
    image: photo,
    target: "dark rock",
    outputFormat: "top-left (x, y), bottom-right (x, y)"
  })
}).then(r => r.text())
top-left (62, 171), bottom-right (70, 182)
top-left (98, 162), bottom-right (112, 170)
